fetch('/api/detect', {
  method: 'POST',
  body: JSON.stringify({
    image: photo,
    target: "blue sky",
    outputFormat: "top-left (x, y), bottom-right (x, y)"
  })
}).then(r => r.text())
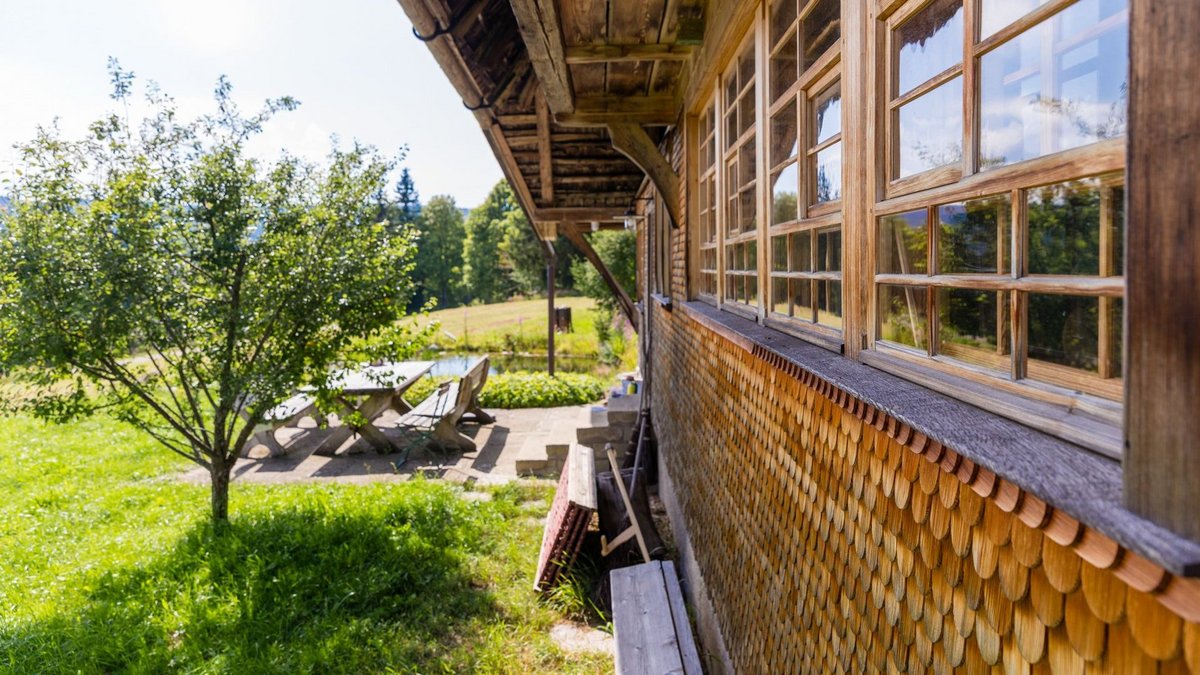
top-left (0, 0), bottom-right (502, 208)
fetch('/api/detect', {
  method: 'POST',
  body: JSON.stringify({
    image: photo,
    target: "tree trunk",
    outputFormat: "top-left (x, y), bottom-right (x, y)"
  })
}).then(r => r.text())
top-left (210, 454), bottom-right (232, 523)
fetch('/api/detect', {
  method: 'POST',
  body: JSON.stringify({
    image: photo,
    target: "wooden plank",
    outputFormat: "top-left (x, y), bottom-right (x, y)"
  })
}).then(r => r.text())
top-left (611, 561), bottom-right (686, 675)
top-left (660, 560), bottom-right (703, 675)
top-left (608, 122), bottom-right (683, 227)
top-left (556, 95), bottom-right (679, 126)
top-left (562, 225), bottom-right (640, 330)
top-left (509, 0), bottom-right (575, 114)
top-left (566, 43), bottom-right (695, 65)
top-left (537, 92), bottom-right (554, 204)
top-left (567, 445), bottom-right (597, 510)
top-left (1124, 0), bottom-right (1200, 540)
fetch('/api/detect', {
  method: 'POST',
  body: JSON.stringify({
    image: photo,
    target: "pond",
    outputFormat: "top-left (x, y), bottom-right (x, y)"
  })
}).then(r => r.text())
top-left (426, 352), bottom-right (607, 377)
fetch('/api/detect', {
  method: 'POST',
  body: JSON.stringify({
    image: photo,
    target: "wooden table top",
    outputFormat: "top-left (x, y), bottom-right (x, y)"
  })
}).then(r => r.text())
top-left (327, 361), bottom-right (435, 395)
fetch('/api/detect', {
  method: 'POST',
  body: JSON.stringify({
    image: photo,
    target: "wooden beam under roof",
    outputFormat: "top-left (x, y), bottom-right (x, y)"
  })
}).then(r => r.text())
top-left (533, 206), bottom-right (627, 222)
top-left (561, 225), bottom-right (638, 330)
top-left (510, 0), bottom-right (575, 114)
top-left (537, 92), bottom-right (554, 204)
top-left (555, 95), bottom-right (679, 127)
top-left (607, 123), bottom-right (682, 228)
top-left (565, 43), bottom-right (695, 65)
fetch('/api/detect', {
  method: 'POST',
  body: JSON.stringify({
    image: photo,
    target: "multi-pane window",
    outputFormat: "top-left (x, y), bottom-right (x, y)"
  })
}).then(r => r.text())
top-left (651, 192), bottom-right (671, 297)
top-left (767, 0), bottom-right (843, 335)
top-left (722, 36), bottom-right (760, 309)
top-left (697, 101), bottom-right (719, 299)
top-left (874, 0), bottom-right (1129, 417)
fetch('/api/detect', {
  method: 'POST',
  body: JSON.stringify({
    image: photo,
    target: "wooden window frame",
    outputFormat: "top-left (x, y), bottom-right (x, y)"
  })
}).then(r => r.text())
top-left (719, 29), bottom-right (762, 319)
top-left (696, 99), bottom-right (720, 303)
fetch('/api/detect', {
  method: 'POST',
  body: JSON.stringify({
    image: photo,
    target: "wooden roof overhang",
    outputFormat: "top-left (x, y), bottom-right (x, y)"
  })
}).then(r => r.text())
top-left (394, 0), bottom-right (707, 237)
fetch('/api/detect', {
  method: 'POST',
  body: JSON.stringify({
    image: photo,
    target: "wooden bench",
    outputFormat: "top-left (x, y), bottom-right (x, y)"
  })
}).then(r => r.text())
top-left (611, 560), bottom-right (703, 675)
top-left (242, 393), bottom-right (323, 458)
top-left (396, 356), bottom-right (493, 457)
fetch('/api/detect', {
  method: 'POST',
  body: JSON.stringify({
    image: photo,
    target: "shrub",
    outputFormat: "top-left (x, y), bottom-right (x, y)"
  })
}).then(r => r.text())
top-left (480, 372), bottom-right (606, 408)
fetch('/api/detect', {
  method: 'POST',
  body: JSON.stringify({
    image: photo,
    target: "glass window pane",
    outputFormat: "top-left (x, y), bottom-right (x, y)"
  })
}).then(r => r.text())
top-left (790, 231), bottom-right (812, 272)
top-left (772, 235), bottom-right (789, 271)
top-left (747, 240), bottom-right (758, 270)
top-left (772, 101), bottom-right (799, 164)
top-left (771, 0), bottom-right (797, 47)
top-left (739, 42), bottom-right (756, 91)
top-left (937, 288), bottom-right (1010, 371)
top-left (772, 163), bottom-right (799, 225)
top-left (817, 280), bottom-right (843, 328)
top-left (739, 191), bottom-right (757, 232)
top-left (773, 276), bottom-right (791, 315)
top-left (1027, 175), bottom-right (1124, 276)
top-left (898, 76), bottom-right (963, 178)
top-left (980, 0), bottom-right (1050, 39)
top-left (746, 275), bottom-right (759, 305)
top-left (813, 82), bottom-right (842, 144)
top-left (816, 227), bottom-right (842, 272)
top-left (878, 210), bottom-right (929, 274)
top-left (801, 0), bottom-right (841, 71)
top-left (979, 0), bottom-right (1128, 169)
top-left (937, 194), bottom-right (1011, 274)
top-left (1028, 293), bottom-right (1100, 373)
top-left (878, 284), bottom-right (929, 350)
top-left (772, 32), bottom-right (799, 102)
top-left (792, 278), bottom-right (814, 320)
top-left (739, 89), bottom-right (756, 137)
top-left (814, 144), bottom-right (842, 204)
top-left (896, 0), bottom-right (964, 95)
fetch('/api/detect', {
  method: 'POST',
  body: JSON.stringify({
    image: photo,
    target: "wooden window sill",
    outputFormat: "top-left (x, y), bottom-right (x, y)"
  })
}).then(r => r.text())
top-left (674, 300), bottom-right (1200, 576)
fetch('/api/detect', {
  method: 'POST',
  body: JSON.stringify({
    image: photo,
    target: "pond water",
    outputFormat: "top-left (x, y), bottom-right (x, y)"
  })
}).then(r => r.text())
top-left (426, 352), bottom-right (606, 377)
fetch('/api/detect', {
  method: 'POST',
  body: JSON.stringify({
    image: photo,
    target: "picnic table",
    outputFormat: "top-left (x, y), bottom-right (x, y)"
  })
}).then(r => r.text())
top-left (311, 360), bottom-right (435, 456)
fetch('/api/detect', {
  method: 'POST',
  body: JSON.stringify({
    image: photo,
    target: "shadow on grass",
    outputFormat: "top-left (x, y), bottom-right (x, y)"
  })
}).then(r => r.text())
top-left (0, 490), bottom-right (504, 673)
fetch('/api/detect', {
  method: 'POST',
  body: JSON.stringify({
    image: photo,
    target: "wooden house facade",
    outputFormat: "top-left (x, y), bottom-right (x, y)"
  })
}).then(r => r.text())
top-left (397, 0), bottom-right (1200, 671)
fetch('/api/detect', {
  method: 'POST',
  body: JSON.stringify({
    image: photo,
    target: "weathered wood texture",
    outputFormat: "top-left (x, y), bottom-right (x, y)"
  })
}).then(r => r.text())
top-left (561, 225), bottom-right (639, 329)
top-left (611, 560), bottom-right (703, 675)
top-left (648, 302), bottom-right (1200, 673)
top-left (534, 445), bottom-right (596, 591)
top-left (509, 0), bottom-right (574, 113)
top-left (608, 122), bottom-right (682, 227)
top-left (1124, 0), bottom-right (1200, 540)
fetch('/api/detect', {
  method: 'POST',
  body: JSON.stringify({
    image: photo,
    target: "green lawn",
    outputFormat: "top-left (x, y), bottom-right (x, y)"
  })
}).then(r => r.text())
top-left (0, 413), bottom-right (610, 674)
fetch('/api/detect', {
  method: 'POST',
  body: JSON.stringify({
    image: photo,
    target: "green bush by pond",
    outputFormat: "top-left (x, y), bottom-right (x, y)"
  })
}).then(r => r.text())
top-left (406, 371), bottom-right (607, 409)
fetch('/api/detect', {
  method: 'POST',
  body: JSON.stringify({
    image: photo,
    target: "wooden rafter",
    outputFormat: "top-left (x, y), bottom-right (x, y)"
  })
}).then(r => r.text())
top-left (510, 0), bottom-right (575, 114)
top-left (537, 93), bottom-right (554, 204)
top-left (607, 122), bottom-right (682, 228)
top-left (556, 95), bottom-right (679, 127)
top-left (565, 43), bottom-right (695, 65)
top-left (562, 225), bottom-right (639, 331)
top-left (533, 206), bottom-right (627, 222)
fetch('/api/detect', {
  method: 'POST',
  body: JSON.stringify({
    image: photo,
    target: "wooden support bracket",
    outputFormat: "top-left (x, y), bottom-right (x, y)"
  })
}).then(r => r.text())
top-left (600, 443), bottom-right (651, 563)
top-left (561, 225), bottom-right (639, 331)
top-left (607, 122), bottom-right (683, 228)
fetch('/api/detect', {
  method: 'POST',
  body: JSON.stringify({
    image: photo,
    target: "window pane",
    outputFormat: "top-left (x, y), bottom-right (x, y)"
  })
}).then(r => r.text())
top-left (937, 194), bottom-right (1011, 274)
top-left (773, 276), bottom-right (791, 315)
top-left (814, 144), bottom-right (842, 203)
top-left (772, 235), bottom-right (789, 271)
top-left (771, 0), bottom-right (797, 47)
top-left (878, 210), bottom-right (929, 274)
top-left (980, 0), bottom-right (1050, 39)
top-left (801, 0), bottom-right (841, 71)
top-left (739, 190), bottom-right (757, 232)
top-left (1027, 175), bottom-right (1124, 276)
top-left (790, 231), bottom-right (812, 272)
top-left (878, 284), bottom-right (929, 350)
top-left (896, 0), bottom-right (964, 95)
top-left (979, 0), bottom-right (1128, 169)
top-left (792, 278), bottom-right (814, 319)
top-left (746, 240), bottom-right (758, 270)
top-left (817, 280), bottom-right (843, 328)
top-left (772, 163), bottom-right (799, 225)
top-left (813, 82), bottom-right (842, 144)
top-left (816, 227), bottom-right (841, 272)
top-left (938, 288), bottom-right (1010, 370)
top-left (771, 101), bottom-right (799, 164)
top-left (739, 41), bottom-right (756, 91)
top-left (1028, 293), bottom-right (1100, 372)
top-left (772, 32), bottom-right (799, 103)
top-left (746, 275), bottom-right (759, 305)
top-left (898, 76), bottom-right (963, 178)
top-left (739, 89), bottom-right (756, 137)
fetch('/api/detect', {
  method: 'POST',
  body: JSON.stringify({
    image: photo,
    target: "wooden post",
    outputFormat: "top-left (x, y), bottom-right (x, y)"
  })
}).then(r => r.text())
top-left (1125, 0), bottom-right (1200, 540)
top-left (547, 243), bottom-right (556, 377)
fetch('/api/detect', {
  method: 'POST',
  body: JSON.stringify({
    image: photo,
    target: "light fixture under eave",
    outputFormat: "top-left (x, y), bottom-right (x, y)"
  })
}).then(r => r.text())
top-left (590, 221), bottom-right (600, 232)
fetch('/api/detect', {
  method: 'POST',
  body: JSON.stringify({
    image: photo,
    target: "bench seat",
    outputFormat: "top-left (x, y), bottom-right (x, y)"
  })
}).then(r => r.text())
top-left (611, 560), bottom-right (702, 675)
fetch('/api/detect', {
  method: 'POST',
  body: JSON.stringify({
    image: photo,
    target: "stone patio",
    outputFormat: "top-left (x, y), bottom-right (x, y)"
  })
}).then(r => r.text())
top-left (179, 405), bottom-right (597, 486)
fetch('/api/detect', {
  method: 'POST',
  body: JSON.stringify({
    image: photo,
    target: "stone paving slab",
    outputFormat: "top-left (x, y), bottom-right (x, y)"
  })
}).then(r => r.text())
top-left (178, 405), bottom-right (595, 486)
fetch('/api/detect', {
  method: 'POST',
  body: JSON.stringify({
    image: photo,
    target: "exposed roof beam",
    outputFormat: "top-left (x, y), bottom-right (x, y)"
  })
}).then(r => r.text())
top-left (565, 43), bottom-right (695, 65)
top-left (536, 93), bottom-right (554, 204)
top-left (607, 123), bottom-right (682, 228)
top-left (555, 96), bottom-right (679, 127)
top-left (533, 207), bottom-right (627, 222)
top-left (510, 0), bottom-right (575, 114)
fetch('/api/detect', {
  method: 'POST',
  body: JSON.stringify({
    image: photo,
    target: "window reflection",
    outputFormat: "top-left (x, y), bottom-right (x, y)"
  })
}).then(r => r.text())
top-left (896, 0), bottom-right (963, 95)
top-left (814, 146), bottom-right (842, 203)
top-left (772, 164), bottom-right (799, 225)
top-left (878, 210), bottom-right (928, 275)
top-left (1028, 293), bottom-right (1100, 372)
top-left (879, 285), bottom-right (929, 350)
top-left (814, 84), bottom-right (842, 144)
top-left (937, 195), bottom-right (1011, 274)
top-left (802, 0), bottom-right (841, 71)
top-left (898, 77), bottom-right (963, 178)
top-left (980, 0), bottom-right (1128, 169)
top-left (1027, 175), bottom-right (1124, 276)
top-left (938, 288), bottom-right (1010, 371)
top-left (980, 0), bottom-right (1051, 39)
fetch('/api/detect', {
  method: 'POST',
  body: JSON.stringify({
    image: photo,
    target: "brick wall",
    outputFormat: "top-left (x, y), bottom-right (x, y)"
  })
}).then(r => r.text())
top-left (649, 303), bottom-right (1200, 673)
